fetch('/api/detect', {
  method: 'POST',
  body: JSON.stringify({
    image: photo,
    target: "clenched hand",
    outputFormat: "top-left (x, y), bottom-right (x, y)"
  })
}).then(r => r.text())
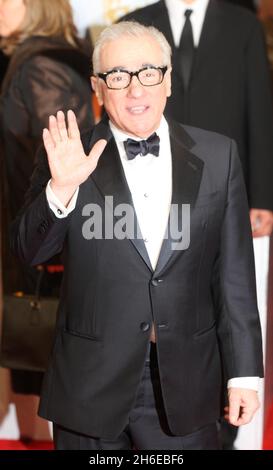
top-left (225, 388), bottom-right (260, 426)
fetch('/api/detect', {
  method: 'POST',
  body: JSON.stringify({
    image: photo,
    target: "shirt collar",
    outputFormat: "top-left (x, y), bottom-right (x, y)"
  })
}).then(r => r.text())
top-left (165, 0), bottom-right (209, 19)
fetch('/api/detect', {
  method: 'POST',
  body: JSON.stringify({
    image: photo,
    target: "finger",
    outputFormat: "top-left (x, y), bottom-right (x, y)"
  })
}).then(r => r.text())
top-left (43, 128), bottom-right (55, 157)
top-left (252, 222), bottom-right (273, 238)
top-left (49, 115), bottom-right (62, 145)
top-left (57, 110), bottom-right (68, 140)
top-left (88, 139), bottom-right (107, 165)
top-left (237, 408), bottom-right (253, 425)
top-left (251, 211), bottom-right (273, 237)
top-left (228, 399), bottom-right (240, 426)
top-left (251, 219), bottom-right (260, 232)
top-left (67, 109), bottom-right (80, 139)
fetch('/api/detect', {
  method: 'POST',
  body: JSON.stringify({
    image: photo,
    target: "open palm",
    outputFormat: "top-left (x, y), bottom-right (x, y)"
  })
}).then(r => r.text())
top-left (43, 110), bottom-right (106, 189)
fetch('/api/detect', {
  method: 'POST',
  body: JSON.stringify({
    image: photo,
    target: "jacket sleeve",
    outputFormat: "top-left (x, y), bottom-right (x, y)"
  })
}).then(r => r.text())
top-left (246, 19), bottom-right (273, 210)
top-left (214, 140), bottom-right (264, 379)
top-left (10, 146), bottom-right (72, 266)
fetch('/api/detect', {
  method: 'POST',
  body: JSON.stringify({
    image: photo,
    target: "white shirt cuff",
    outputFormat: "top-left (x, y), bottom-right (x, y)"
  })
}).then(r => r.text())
top-left (228, 377), bottom-right (260, 391)
top-left (46, 180), bottom-right (79, 218)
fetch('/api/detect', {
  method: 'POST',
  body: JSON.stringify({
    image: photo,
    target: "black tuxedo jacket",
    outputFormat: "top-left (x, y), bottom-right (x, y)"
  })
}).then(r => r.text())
top-left (11, 118), bottom-right (263, 439)
top-left (122, 0), bottom-right (273, 211)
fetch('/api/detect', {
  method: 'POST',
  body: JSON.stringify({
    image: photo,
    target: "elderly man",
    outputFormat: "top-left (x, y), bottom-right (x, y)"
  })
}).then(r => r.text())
top-left (11, 22), bottom-right (263, 450)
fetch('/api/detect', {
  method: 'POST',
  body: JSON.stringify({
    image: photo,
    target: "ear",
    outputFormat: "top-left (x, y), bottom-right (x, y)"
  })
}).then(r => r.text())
top-left (166, 67), bottom-right (172, 98)
top-left (91, 76), bottom-right (104, 106)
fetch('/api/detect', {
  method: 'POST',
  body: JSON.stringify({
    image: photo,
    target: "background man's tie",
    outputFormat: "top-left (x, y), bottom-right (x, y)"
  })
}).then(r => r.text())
top-left (178, 9), bottom-right (194, 90)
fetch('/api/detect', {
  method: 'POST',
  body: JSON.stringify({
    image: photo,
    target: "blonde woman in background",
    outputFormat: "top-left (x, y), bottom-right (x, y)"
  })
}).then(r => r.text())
top-left (0, 0), bottom-right (94, 445)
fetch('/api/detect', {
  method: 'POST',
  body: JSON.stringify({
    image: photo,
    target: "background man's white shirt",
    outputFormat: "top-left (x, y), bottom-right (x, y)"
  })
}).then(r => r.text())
top-left (165, 0), bottom-right (210, 47)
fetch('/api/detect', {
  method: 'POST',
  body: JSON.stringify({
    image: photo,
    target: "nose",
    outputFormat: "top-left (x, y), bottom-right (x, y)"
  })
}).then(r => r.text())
top-left (127, 75), bottom-right (145, 98)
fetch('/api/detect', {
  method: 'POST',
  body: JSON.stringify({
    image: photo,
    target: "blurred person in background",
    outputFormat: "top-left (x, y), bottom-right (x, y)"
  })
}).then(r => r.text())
top-left (0, 0), bottom-right (94, 444)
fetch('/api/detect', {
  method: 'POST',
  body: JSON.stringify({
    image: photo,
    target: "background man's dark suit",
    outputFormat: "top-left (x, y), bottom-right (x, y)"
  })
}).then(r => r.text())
top-left (122, 0), bottom-right (273, 211)
top-left (226, 0), bottom-right (256, 12)
top-left (11, 117), bottom-right (263, 439)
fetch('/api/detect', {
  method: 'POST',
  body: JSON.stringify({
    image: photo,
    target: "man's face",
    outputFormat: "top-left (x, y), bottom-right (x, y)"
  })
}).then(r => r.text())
top-left (91, 34), bottom-right (171, 138)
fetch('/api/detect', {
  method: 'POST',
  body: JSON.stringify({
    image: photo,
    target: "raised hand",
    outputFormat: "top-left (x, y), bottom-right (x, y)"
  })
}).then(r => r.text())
top-left (43, 110), bottom-right (107, 206)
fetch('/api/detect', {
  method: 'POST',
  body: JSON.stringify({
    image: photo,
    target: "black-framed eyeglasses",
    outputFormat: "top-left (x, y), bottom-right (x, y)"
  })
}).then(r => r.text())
top-left (97, 65), bottom-right (168, 90)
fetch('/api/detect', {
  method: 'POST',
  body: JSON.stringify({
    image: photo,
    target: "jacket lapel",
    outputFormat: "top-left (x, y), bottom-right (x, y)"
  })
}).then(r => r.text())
top-left (154, 120), bottom-right (204, 276)
top-left (88, 118), bottom-right (153, 271)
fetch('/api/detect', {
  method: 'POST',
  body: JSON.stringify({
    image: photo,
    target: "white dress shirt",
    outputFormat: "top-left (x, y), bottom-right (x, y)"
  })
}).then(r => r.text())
top-left (45, 117), bottom-right (259, 390)
top-left (46, 181), bottom-right (79, 218)
top-left (165, 0), bottom-right (209, 47)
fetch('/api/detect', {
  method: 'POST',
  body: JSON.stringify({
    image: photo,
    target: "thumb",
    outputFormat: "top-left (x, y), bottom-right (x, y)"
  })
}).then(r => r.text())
top-left (88, 139), bottom-right (107, 165)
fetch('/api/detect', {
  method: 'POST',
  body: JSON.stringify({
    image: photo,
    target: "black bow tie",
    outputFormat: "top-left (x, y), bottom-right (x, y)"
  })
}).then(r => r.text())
top-left (124, 132), bottom-right (160, 160)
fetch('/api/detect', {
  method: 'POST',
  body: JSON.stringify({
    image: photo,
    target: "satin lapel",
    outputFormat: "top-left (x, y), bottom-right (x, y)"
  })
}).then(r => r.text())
top-left (89, 120), bottom-right (153, 272)
top-left (154, 121), bottom-right (204, 276)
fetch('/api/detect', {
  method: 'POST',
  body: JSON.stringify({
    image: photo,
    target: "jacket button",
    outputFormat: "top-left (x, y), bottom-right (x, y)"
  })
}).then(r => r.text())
top-left (151, 279), bottom-right (163, 287)
top-left (140, 322), bottom-right (150, 332)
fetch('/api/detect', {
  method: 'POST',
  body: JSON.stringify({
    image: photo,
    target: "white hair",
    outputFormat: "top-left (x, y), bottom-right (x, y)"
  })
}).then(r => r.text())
top-left (92, 21), bottom-right (172, 74)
